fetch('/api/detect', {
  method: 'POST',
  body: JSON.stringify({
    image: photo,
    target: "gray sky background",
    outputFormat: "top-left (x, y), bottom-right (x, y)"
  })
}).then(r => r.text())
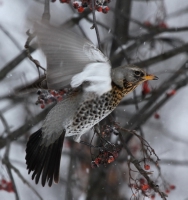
top-left (0, 0), bottom-right (188, 200)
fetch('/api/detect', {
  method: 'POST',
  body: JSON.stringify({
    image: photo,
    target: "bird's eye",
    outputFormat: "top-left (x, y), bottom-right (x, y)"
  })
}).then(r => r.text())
top-left (134, 70), bottom-right (144, 77)
top-left (134, 71), bottom-right (141, 76)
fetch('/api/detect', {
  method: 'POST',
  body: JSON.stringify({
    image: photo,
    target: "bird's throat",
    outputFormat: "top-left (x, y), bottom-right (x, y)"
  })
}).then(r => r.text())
top-left (109, 83), bottom-right (136, 107)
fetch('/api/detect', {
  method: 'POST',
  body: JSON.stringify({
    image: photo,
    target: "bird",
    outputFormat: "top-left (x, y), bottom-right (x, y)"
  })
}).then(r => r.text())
top-left (25, 22), bottom-right (158, 187)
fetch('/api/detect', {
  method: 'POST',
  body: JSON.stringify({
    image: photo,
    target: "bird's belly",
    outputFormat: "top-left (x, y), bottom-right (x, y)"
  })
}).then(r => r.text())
top-left (65, 108), bottom-right (112, 137)
top-left (42, 89), bottom-right (121, 144)
top-left (65, 92), bottom-right (116, 138)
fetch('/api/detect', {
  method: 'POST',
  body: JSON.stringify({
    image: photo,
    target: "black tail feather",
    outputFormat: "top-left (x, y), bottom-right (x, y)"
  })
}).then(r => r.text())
top-left (41, 145), bottom-right (53, 186)
top-left (43, 142), bottom-right (58, 186)
top-left (25, 128), bottom-right (65, 187)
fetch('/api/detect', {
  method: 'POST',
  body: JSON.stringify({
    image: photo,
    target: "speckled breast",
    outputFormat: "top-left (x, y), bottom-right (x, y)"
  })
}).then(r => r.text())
top-left (65, 85), bottom-right (125, 137)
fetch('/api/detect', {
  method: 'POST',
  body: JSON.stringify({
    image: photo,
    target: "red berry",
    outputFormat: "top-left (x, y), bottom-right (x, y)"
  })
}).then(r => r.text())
top-left (41, 104), bottom-right (45, 109)
top-left (54, 91), bottom-right (59, 96)
top-left (154, 113), bottom-right (160, 119)
top-left (50, 90), bottom-right (55, 96)
top-left (78, 6), bottom-right (84, 13)
top-left (1, 179), bottom-right (7, 184)
top-left (143, 21), bottom-right (152, 27)
top-left (142, 81), bottom-right (151, 96)
top-left (102, 6), bottom-right (110, 14)
top-left (5, 182), bottom-right (13, 192)
top-left (58, 89), bottom-right (65, 95)
top-left (60, 0), bottom-right (70, 3)
top-left (151, 194), bottom-right (155, 199)
top-left (139, 178), bottom-right (145, 184)
top-left (73, 2), bottom-right (79, 9)
top-left (57, 96), bottom-right (63, 102)
top-left (167, 90), bottom-right (176, 97)
top-left (144, 164), bottom-right (150, 170)
top-left (165, 189), bottom-right (170, 194)
top-left (159, 22), bottom-right (168, 29)
top-left (112, 152), bottom-right (118, 158)
top-left (107, 155), bottom-right (115, 163)
top-left (170, 185), bottom-right (176, 190)
top-left (141, 184), bottom-right (149, 191)
top-left (96, 6), bottom-right (102, 12)
top-left (94, 158), bottom-right (101, 165)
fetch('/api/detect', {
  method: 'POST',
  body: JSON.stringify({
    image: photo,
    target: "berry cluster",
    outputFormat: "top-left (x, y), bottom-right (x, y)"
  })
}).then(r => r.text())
top-left (52, 0), bottom-right (110, 13)
top-left (130, 177), bottom-right (176, 199)
top-left (91, 146), bottom-right (121, 168)
top-left (36, 89), bottom-right (67, 109)
top-left (0, 179), bottom-right (14, 193)
top-left (130, 165), bottom-right (151, 192)
top-left (130, 178), bottom-right (150, 192)
top-left (149, 184), bottom-right (176, 199)
top-left (143, 21), bottom-right (168, 29)
top-left (164, 184), bottom-right (176, 195)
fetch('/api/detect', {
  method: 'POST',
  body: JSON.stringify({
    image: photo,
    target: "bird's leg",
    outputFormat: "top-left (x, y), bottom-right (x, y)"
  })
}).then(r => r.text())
top-left (94, 123), bottom-right (100, 134)
top-left (94, 126), bottom-right (115, 147)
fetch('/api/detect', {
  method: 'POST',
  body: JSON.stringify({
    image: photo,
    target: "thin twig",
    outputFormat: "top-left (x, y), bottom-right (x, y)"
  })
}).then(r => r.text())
top-left (0, 104), bottom-right (53, 149)
top-left (65, 141), bottom-right (74, 200)
top-left (85, 16), bottom-right (129, 61)
top-left (24, 30), bottom-right (46, 76)
top-left (0, 48), bottom-right (35, 81)
top-left (0, 111), bottom-right (19, 199)
top-left (42, 0), bottom-right (50, 22)
top-left (4, 144), bottom-right (20, 200)
top-left (118, 131), bottom-right (167, 200)
top-left (91, 0), bottom-right (101, 50)
top-left (2, 158), bottom-right (43, 200)
top-left (0, 24), bottom-right (22, 50)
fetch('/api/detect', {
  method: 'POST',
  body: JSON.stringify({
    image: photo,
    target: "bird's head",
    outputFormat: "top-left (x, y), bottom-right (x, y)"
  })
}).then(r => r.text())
top-left (111, 65), bottom-right (158, 89)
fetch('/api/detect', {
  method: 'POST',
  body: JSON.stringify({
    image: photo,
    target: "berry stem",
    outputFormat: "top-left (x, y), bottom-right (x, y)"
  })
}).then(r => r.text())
top-left (42, 0), bottom-right (51, 22)
top-left (91, 0), bottom-right (101, 50)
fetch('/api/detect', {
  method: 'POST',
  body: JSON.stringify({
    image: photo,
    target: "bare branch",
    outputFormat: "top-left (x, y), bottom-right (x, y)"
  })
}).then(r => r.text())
top-left (91, 0), bottom-right (101, 50)
top-left (2, 158), bottom-right (43, 200)
top-left (0, 48), bottom-right (35, 81)
top-left (0, 104), bottom-right (53, 149)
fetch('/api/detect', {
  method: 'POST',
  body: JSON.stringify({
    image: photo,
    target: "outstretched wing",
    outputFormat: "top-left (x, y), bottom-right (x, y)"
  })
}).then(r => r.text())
top-left (35, 22), bottom-right (111, 95)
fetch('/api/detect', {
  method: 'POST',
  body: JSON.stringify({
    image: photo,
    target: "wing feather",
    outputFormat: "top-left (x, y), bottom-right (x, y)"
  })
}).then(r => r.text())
top-left (35, 22), bottom-right (111, 92)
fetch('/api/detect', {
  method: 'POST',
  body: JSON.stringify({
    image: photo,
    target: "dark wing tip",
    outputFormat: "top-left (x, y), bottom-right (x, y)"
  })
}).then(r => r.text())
top-left (25, 129), bottom-right (65, 187)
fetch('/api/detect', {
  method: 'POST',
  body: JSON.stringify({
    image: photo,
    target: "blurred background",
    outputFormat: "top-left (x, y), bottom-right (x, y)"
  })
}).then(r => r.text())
top-left (0, 0), bottom-right (188, 199)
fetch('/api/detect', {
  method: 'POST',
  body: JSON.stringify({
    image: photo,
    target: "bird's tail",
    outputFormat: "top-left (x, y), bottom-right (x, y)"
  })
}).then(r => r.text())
top-left (25, 128), bottom-right (65, 187)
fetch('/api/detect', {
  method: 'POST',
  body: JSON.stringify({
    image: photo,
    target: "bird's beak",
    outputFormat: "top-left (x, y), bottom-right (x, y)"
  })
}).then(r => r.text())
top-left (143, 74), bottom-right (158, 81)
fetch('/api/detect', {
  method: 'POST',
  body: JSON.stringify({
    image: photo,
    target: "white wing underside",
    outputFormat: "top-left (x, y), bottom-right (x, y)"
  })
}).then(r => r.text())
top-left (71, 62), bottom-right (111, 96)
top-left (35, 22), bottom-right (112, 96)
